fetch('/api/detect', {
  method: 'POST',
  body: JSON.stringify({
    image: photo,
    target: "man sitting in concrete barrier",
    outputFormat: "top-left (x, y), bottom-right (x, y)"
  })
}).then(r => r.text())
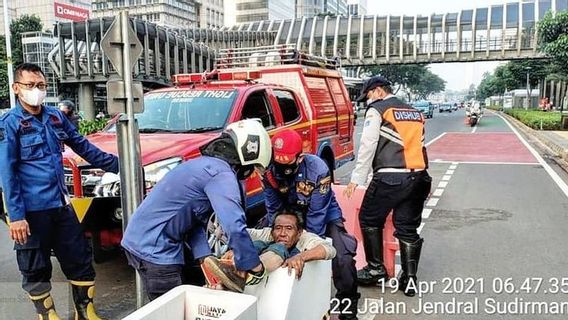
top-left (204, 209), bottom-right (335, 288)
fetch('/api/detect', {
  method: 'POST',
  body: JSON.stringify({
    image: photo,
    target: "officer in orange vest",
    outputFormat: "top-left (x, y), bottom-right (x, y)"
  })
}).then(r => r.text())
top-left (344, 75), bottom-right (432, 297)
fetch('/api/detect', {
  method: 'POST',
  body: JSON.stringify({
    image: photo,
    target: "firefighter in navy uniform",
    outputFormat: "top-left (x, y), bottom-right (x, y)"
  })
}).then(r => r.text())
top-left (121, 119), bottom-right (272, 298)
top-left (0, 63), bottom-right (119, 319)
top-left (262, 129), bottom-right (360, 320)
top-left (344, 76), bottom-right (432, 297)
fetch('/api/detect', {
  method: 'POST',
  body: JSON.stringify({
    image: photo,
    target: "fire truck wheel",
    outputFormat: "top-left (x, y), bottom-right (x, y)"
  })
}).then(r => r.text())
top-left (207, 213), bottom-right (229, 257)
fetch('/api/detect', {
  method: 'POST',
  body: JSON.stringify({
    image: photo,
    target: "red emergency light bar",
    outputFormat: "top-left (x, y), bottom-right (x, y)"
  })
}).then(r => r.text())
top-left (218, 71), bottom-right (261, 81)
top-left (172, 70), bottom-right (261, 85)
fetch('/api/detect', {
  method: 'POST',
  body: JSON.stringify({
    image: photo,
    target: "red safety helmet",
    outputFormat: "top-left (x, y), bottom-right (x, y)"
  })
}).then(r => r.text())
top-left (271, 129), bottom-right (303, 164)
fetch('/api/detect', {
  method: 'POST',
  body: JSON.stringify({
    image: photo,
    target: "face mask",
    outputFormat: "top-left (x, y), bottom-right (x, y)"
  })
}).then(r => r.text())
top-left (274, 162), bottom-right (299, 177)
top-left (20, 88), bottom-right (46, 106)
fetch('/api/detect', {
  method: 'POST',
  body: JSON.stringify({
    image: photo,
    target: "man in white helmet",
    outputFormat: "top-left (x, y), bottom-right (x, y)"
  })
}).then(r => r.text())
top-left (121, 119), bottom-right (272, 299)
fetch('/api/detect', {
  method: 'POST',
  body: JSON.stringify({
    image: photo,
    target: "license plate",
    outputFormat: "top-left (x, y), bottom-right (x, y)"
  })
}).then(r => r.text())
top-left (64, 175), bottom-right (74, 185)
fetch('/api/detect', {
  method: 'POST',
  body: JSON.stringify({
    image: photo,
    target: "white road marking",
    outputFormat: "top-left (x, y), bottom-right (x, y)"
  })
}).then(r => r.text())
top-left (442, 175), bottom-right (451, 181)
top-left (438, 181), bottom-right (448, 188)
top-left (426, 132), bottom-right (446, 147)
top-left (417, 222), bottom-right (426, 234)
top-left (498, 113), bottom-right (568, 199)
top-left (449, 164), bottom-right (458, 169)
top-left (433, 188), bottom-right (444, 197)
top-left (422, 208), bottom-right (432, 219)
top-left (426, 197), bottom-right (439, 206)
top-left (431, 160), bottom-right (538, 165)
top-left (446, 169), bottom-right (455, 175)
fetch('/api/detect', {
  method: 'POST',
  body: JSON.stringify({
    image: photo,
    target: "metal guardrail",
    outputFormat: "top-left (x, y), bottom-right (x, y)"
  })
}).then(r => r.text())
top-left (215, 44), bottom-right (340, 70)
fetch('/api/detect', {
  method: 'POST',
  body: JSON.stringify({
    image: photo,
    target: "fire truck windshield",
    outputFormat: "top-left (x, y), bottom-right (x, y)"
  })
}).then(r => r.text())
top-left (105, 89), bottom-right (237, 133)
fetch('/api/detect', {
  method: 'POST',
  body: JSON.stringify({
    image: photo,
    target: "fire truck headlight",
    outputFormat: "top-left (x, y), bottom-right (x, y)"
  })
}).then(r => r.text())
top-left (94, 157), bottom-right (182, 196)
top-left (144, 157), bottom-right (183, 190)
top-left (94, 172), bottom-right (121, 197)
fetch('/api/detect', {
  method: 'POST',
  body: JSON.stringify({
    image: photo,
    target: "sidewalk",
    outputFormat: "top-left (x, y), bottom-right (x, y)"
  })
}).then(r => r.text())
top-left (500, 112), bottom-right (568, 167)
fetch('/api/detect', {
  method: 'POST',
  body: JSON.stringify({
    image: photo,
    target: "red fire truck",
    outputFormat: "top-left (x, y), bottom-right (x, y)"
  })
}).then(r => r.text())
top-left (61, 45), bottom-right (356, 260)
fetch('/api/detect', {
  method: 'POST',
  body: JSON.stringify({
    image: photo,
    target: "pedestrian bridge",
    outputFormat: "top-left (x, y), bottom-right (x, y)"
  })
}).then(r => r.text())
top-left (49, 0), bottom-right (563, 85)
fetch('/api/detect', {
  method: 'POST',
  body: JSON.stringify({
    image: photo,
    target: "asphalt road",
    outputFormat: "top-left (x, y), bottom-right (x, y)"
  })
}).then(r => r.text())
top-left (2, 108), bottom-right (568, 319)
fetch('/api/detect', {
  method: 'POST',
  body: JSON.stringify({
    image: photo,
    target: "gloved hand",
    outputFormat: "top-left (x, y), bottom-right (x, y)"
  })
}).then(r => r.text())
top-left (246, 263), bottom-right (267, 286)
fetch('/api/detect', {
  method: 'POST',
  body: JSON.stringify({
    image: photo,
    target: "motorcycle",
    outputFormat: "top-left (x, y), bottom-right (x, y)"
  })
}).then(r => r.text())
top-left (469, 113), bottom-right (478, 126)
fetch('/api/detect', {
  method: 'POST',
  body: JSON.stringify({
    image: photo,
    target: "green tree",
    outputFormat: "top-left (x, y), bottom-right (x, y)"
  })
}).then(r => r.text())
top-left (407, 69), bottom-right (446, 100)
top-left (538, 10), bottom-right (568, 72)
top-left (0, 15), bottom-right (43, 103)
top-left (9, 14), bottom-right (43, 67)
top-left (360, 64), bottom-right (445, 100)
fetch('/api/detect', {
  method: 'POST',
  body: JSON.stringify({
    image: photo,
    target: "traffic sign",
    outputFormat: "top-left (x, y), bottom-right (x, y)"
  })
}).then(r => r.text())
top-left (106, 79), bottom-right (144, 115)
top-left (100, 15), bottom-right (143, 77)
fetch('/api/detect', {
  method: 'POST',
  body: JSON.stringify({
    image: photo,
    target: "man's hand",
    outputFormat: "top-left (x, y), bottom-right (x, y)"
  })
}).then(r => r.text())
top-left (10, 220), bottom-right (31, 245)
top-left (283, 254), bottom-right (305, 279)
top-left (343, 182), bottom-right (358, 199)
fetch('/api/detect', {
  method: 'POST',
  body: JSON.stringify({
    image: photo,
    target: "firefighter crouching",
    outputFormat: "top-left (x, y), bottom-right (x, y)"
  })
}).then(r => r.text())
top-left (344, 75), bottom-right (432, 297)
top-left (121, 119), bottom-right (271, 299)
top-left (261, 129), bottom-right (360, 320)
top-left (0, 63), bottom-right (119, 320)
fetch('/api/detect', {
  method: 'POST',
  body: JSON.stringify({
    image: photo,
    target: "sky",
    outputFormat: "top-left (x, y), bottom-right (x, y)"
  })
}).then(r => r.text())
top-left (366, 0), bottom-right (509, 91)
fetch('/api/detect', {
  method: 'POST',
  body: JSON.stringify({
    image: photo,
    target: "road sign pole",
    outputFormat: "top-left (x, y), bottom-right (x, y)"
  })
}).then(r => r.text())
top-left (110, 11), bottom-right (145, 309)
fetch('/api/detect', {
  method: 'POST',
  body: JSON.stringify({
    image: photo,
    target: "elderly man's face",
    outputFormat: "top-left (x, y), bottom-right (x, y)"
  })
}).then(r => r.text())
top-left (271, 214), bottom-right (301, 249)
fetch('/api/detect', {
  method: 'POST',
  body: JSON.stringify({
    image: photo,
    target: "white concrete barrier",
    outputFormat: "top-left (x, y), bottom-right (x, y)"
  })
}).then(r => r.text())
top-left (123, 259), bottom-right (331, 320)
top-left (122, 285), bottom-right (257, 320)
top-left (244, 259), bottom-right (332, 320)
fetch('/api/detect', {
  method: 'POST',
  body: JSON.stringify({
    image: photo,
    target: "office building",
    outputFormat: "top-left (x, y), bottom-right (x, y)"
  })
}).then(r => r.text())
top-left (92, 0), bottom-right (198, 29)
top-left (347, 0), bottom-right (366, 16)
top-left (10, 0), bottom-right (91, 32)
top-left (233, 0), bottom-right (295, 24)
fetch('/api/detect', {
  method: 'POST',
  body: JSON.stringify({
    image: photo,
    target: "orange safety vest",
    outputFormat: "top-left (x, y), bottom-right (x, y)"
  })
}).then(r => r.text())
top-left (369, 98), bottom-right (429, 170)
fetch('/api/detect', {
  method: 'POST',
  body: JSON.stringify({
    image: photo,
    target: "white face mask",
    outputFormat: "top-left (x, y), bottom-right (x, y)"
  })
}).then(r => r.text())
top-left (367, 98), bottom-right (374, 105)
top-left (19, 88), bottom-right (46, 107)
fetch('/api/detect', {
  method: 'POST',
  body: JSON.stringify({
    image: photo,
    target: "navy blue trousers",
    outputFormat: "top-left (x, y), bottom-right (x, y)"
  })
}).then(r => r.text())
top-left (124, 251), bottom-right (183, 301)
top-left (14, 206), bottom-right (95, 296)
top-left (326, 219), bottom-right (359, 300)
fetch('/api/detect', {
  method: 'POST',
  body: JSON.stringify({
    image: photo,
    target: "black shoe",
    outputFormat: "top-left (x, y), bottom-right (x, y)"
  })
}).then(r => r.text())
top-left (356, 265), bottom-right (388, 285)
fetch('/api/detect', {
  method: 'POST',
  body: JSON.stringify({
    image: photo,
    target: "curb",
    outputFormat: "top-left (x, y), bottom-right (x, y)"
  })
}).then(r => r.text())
top-left (499, 111), bottom-right (568, 167)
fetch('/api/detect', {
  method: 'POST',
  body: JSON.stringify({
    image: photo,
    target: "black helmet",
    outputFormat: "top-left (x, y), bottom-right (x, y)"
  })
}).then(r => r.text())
top-left (58, 100), bottom-right (75, 112)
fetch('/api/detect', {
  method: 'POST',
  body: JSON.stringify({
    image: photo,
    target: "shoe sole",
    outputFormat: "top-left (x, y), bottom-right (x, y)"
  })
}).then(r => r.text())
top-left (203, 258), bottom-right (244, 293)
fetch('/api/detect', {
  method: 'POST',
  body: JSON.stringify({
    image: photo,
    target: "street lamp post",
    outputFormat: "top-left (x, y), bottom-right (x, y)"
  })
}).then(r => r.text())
top-left (3, 0), bottom-right (15, 108)
top-left (525, 67), bottom-right (531, 109)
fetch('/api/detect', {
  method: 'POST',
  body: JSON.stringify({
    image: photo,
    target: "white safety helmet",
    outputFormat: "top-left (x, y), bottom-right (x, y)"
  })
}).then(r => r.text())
top-left (224, 119), bottom-right (272, 169)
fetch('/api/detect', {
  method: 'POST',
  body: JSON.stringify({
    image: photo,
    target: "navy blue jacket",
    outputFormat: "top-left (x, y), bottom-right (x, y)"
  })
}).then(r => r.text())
top-left (121, 156), bottom-right (261, 270)
top-left (0, 102), bottom-right (118, 221)
top-left (263, 154), bottom-right (342, 237)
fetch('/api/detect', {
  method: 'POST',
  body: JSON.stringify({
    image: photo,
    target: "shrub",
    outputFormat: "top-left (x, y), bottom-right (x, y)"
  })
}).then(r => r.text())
top-left (503, 108), bottom-right (562, 130)
top-left (78, 118), bottom-right (109, 136)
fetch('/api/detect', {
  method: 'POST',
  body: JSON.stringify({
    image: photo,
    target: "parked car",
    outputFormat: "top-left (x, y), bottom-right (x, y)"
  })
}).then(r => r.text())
top-left (439, 103), bottom-right (453, 112)
top-left (412, 101), bottom-right (434, 119)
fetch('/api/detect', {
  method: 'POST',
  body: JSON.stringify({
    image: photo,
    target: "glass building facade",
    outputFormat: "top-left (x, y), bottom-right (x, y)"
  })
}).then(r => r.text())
top-left (22, 32), bottom-right (59, 107)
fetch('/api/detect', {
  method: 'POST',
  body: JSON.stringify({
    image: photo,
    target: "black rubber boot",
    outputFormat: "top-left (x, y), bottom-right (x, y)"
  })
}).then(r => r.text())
top-left (356, 227), bottom-right (388, 285)
top-left (398, 238), bottom-right (423, 297)
top-left (29, 292), bottom-right (61, 320)
top-left (337, 293), bottom-right (360, 320)
top-left (71, 281), bottom-right (103, 320)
